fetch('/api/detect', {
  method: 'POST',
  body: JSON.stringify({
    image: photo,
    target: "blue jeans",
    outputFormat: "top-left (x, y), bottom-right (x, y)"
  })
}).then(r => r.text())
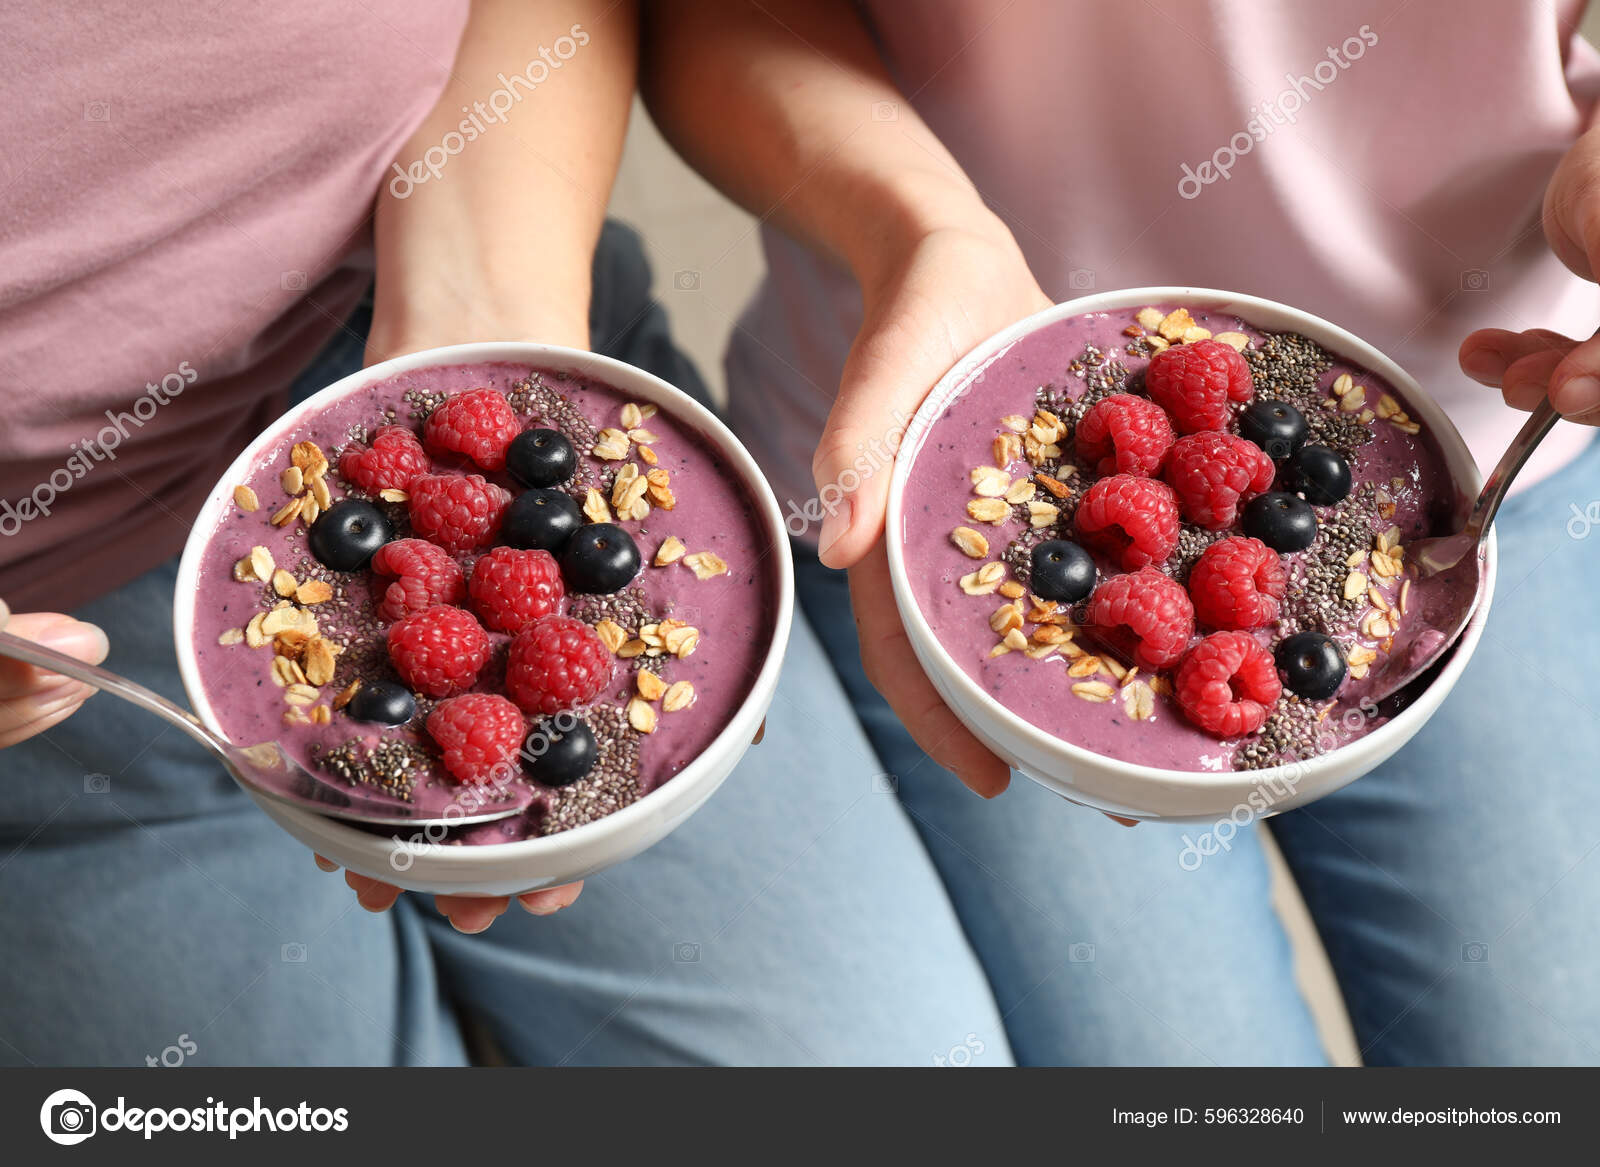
top-left (4, 223), bottom-right (1599, 1064)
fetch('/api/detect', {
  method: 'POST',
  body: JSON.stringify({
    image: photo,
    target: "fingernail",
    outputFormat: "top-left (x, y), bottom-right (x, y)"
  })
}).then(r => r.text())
top-left (451, 915), bottom-right (496, 934)
top-left (519, 888), bottom-right (577, 915)
top-left (816, 492), bottom-right (853, 562)
top-left (36, 619), bottom-right (109, 664)
top-left (313, 855), bottom-right (339, 873)
top-left (1557, 375), bottom-right (1600, 422)
top-left (1461, 347), bottom-right (1508, 383)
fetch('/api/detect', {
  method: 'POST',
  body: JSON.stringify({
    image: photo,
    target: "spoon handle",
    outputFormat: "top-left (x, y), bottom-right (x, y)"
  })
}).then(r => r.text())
top-left (0, 630), bottom-right (230, 759)
top-left (1463, 398), bottom-right (1561, 545)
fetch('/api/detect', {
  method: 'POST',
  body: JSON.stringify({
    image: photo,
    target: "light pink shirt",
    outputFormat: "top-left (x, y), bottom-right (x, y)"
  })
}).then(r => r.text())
top-left (0, 2), bottom-right (467, 611)
top-left (728, 0), bottom-right (1600, 525)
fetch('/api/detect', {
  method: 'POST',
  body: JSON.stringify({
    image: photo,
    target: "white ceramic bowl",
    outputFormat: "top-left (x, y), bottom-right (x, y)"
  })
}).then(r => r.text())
top-left (886, 288), bottom-right (1493, 823)
top-left (175, 342), bottom-right (793, 895)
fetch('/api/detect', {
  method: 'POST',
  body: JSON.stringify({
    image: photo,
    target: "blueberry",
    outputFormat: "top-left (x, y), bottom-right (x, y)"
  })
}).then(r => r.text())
top-left (501, 488), bottom-right (582, 552)
top-left (307, 499), bottom-right (393, 571)
top-left (1241, 492), bottom-right (1318, 553)
top-left (1275, 632), bottom-right (1347, 700)
top-left (1281, 443), bottom-right (1352, 506)
top-left (506, 428), bottom-right (576, 488)
top-left (1030, 539), bottom-right (1097, 604)
top-left (523, 716), bottom-right (597, 787)
top-left (345, 679), bottom-right (417, 726)
top-left (1238, 399), bottom-right (1309, 460)
top-left (561, 522), bottom-right (641, 593)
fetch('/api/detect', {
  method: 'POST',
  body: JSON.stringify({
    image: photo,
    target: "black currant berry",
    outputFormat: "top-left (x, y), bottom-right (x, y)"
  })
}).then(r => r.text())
top-left (561, 522), bottom-right (641, 593)
top-left (1241, 492), bottom-right (1318, 553)
top-left (1238, 399), bottom-right (1309, 460)
top-left (1030, 539), bottom-right (1097, 604)
top-left (506, 428), bottom-right (577, 489)
top-left (1275, 632), bottom-right (1347, 700)
top-left (501, 488), bottom-right (583, 552)
top-left (308, 499), bottom-right (393, 571)
top-left (345, 679), bottom-right (417, 726)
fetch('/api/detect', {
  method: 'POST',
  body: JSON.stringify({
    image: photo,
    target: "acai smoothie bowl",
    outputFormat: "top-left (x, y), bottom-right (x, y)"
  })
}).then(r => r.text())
top-left (176, 343), bottom-right (792, 895)
top-left (887, 289), bottom-right (1492, 822)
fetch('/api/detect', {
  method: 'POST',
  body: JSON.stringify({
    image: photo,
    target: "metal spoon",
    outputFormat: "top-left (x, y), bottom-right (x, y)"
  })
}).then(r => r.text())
top-left (1363, 398), bottom-right (1561, 703)
top-left (0, 630), bottom-right (533, 827)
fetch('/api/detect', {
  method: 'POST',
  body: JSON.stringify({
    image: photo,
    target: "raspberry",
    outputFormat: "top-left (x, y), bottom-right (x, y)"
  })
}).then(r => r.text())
top-left (1175, 631), bottom-right (1282, 738)
top-left (407, 473), bottom-right (511, 552)
top-left (371, 538), bottom-right (466, 623)
top-left (468, 547), bottom-right (564, 633)
top-left (1187, 537), bottom-right (1286, 630)
top-left (423, 387), bottom-right (520, 471)
top-left (386, 605), bottom-right (490, 697)
top-left (1162, 431), bottom-right (1276, 529)
top-left (1144, 338), bottom-right (1254, 433)
top-left (1074, 474), bottom-right (1181, 571)
top-left (504, 615), bottom-right (613, 715)
top-left (1074, 393), bottom-right (1175, 477)
top-left (1084, 568), bottom-right (1195, 672)
top-left (337, 426), bottom-right (432, 494)
top-left (426, 693), bottom-right (526, 785)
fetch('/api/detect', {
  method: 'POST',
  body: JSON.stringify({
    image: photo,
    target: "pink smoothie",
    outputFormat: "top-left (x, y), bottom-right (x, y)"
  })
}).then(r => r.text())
top-left (902, 305), bottom-right (1465, 773)
top-left (190, 362), bottom-right (778, 842)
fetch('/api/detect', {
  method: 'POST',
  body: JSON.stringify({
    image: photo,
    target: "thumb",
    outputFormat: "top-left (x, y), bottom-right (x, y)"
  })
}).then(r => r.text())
top-left (1546, 330), bottom-right (1600, 425)
top-left (811, 355), bottom-right (922, 569)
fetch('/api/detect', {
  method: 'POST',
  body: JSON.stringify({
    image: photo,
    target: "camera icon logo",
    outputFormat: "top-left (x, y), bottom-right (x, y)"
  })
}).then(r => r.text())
top-left (870, 772), bottom-right (898, 794)
top-left (281, 270), bottom-right (307, 292)
top-left (673, 269), bottom-right (701, 291)
top-left (1460, 269), bottom-right (1490, 291)
top-left (40, 1088), bottom-right (97, 1145)
top-left (673, 942), bottom-right (701, 963)
top-left (281, 941), bottom-right (307, 963)
top-left (872, 101), bottom-right (898, 121)
top-left (1068, 268), bottom-right (1096, 290)
top-left (1068, 942), bottom-right (1096, 963)
top-left (83, 101), bottom-right (110, 122)
top-left (1461, 941), bottom-right (1489, 963)
top-left (84, 773), bottom-right (110, 794)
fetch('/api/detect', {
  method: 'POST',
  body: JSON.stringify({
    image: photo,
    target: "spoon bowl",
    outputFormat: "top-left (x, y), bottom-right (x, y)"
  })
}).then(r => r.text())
top-left (0, 630), bottom-right (533, 828)
top-left (1362, 399), bottom-right (1561, 703)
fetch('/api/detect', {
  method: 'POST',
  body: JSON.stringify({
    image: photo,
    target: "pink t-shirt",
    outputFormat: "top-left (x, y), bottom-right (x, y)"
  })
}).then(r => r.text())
top-left (0, 2), bottom-right (467, 611)
top-left (727, 0), bottom-right (1600, 526)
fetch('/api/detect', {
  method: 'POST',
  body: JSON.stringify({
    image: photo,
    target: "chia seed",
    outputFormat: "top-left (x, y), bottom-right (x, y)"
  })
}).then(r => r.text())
top-left (1164, 524), bottom-right (1224, 583)
top-left (539, 703), bottom-right (643, 834)
top-left (315, 736), bottom-right (429, 800)
top-left (1233, 695), bottom-right (1327, 771)
top-left (1245, 332), bottom-right (1371, 459)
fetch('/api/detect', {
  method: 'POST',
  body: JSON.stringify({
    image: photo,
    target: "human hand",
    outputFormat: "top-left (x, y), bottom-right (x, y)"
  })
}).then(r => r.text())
top-left (0, 598), bottom-right (110, 749)
top-left (812, 221), bottom-right (1052, 798)
top-left (1460, 127), bottom-right (1600, 423)
top-left (314, 854), bottom-right (584, 933)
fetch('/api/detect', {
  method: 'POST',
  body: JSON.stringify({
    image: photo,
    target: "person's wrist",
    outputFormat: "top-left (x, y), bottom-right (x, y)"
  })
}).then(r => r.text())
top-left (366, 283), bottom-right (591, 365)
top-left (846, 186), bottom-right (1019, 307)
